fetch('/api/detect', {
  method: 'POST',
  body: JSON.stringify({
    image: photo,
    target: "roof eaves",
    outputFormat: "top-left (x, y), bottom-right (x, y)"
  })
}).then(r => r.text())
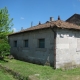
top-left (8, 26), bottom-right (51, 36)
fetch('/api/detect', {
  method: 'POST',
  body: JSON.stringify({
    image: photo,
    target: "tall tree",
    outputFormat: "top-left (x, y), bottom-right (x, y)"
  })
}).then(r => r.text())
top-left (0, 7), bottom-right (13, 32)
top-left (0, 7), bottom-right (13, 59)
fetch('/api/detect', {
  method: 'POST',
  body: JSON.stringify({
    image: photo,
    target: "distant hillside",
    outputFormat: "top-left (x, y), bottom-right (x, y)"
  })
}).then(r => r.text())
top-left (66, 14), bottom-right (80, 26)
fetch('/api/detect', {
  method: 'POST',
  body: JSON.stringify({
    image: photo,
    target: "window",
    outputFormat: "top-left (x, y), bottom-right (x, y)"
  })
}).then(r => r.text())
top-left (24, 40), bottom-right (28, 47)
top-left (14, 40), bottom-right (17, 47)
top-left (39, 39), bottom-right (45, 48)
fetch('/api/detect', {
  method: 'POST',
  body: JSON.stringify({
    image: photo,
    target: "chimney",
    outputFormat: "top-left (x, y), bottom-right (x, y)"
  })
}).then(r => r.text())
top-left (39, 21), bottom-right (41, 25)
top-left (50, 17), bottom-right (53, 21)
top-left (21, 27), bottom-right (23, 30)
top-left (31, 21), bottom-right (33, 27)
top-left (58, 16), bottom-right (60, 20)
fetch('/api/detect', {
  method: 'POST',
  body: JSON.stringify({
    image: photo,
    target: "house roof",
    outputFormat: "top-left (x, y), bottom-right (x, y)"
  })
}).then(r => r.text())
top-left (9, 20), bottom-right (80, 36)
top-left (66, 14), bottom-right (80, 25)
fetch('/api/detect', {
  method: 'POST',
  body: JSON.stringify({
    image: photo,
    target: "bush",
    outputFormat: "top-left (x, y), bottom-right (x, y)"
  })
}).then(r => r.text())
top-left (0, 39), bottom-right (10, 59)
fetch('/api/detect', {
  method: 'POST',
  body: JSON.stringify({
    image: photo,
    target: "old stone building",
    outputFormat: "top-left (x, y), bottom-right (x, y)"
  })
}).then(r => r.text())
top-left (8, 17), bottom-right (80, 69)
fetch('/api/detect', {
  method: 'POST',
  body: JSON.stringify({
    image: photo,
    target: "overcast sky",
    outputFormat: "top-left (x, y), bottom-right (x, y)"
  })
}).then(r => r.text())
top-left (0, 0), bottom-right (80, 32)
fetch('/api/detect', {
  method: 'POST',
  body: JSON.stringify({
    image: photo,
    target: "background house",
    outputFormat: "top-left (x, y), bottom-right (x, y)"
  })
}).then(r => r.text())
top-left (8, 17), bottom-right (80, 69)
top-left (66, 14), bottom-right (80, 26)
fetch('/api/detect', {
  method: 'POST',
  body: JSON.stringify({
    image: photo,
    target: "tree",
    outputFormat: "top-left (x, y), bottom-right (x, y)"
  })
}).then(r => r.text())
top-left (0, 7), bottom-right (13, 59)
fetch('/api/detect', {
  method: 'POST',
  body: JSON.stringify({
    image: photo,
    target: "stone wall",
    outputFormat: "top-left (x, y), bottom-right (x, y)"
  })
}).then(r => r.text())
top-left (9, 28), bottom-right (54, 66)
top-left (56, 28), bottom-right (80, 69)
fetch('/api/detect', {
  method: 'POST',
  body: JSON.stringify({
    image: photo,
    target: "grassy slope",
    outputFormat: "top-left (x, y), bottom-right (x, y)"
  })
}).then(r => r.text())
top-left (1, 59), bottom-right (80, 80)
top-left (0, 69), bottom-right (16, 80)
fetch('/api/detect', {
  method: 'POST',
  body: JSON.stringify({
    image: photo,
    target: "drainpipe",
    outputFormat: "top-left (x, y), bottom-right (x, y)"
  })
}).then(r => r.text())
top-left (50, 26), bottom-right (57, 69)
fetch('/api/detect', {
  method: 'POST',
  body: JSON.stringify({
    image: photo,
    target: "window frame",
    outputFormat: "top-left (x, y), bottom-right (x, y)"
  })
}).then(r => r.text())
top-left (14, 40), bottom-right (17, 47)
top-left (24, 39), bottom-right (29, 47)
top-left (38, 38), bottom-right (45, 48)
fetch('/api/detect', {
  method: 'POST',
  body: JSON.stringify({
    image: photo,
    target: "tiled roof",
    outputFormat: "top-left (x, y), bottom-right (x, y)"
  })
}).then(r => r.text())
top-left (9, 20), bottom-right (80, 36)
top-left (66, 14), bottom-right (80, 25)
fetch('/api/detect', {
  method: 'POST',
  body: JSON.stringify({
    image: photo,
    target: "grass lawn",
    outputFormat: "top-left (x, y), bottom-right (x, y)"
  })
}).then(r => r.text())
top-left (0, 69), bottom-right (16, 80)
top-left (1, 59), bottom-right (80, 80)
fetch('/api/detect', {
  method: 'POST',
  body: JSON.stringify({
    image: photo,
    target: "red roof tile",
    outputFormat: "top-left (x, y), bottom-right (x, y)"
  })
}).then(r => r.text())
top-left (9, 20), bottom-right (80, 36)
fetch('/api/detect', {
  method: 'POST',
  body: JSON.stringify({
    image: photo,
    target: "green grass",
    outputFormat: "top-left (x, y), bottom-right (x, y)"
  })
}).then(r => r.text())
top-left (0, 69), bottom-right (16, 80)
top-left (1, 59), bottom-right (80, 80)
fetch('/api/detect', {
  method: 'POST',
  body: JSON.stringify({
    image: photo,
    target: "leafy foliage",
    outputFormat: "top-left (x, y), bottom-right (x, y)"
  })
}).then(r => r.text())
top-left (0, 7), bottom-right (13, 32)
top-left (0, 39), bottom-right (10, 57)
top-left (0, 7), bottom-right (13, 58)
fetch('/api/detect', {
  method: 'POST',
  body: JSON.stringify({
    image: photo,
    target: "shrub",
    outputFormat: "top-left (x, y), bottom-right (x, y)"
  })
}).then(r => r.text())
top-left (0, 39), bottom-right (10, 59)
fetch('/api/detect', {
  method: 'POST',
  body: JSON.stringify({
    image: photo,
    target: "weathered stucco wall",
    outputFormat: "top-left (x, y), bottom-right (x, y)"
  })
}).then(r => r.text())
top-left (9, 29), bottom-right (54, 66)
top-left (56, 29), bottom-right (80, 69)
